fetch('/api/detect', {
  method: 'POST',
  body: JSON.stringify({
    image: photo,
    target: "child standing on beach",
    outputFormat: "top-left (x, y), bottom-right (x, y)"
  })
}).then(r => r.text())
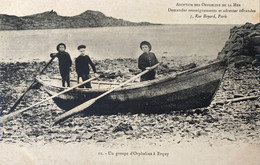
top-left (50, 43), bottom-right (72, 87)
top-left (75, 45), bottom-right (98, 88)
top-left (138, 41), bottom-right (159, 82)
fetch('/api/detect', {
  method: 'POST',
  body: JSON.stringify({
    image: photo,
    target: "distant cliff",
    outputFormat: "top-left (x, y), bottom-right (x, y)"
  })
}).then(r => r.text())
top-left (0, 10), bottom-right (160, 30)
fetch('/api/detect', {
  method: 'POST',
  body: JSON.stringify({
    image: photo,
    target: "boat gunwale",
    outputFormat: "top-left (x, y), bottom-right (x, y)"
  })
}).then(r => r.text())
top-left (37, 60), bottom-right (226, 93)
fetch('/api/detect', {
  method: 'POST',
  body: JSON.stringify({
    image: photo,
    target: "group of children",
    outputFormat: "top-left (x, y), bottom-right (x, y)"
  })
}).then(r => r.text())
top-left (51, 43), bottom-right (97, 88)
top-left (52, 41), bottom-right (159, 88)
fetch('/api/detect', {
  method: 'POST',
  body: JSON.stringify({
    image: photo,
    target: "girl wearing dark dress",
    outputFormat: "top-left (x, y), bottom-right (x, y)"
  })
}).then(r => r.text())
top-left (50, 43), bottom-right (72, 87)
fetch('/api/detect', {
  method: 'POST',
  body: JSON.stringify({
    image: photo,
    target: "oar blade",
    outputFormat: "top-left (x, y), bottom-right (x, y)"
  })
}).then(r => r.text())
top-left (52, 98), bottom-right (97, 126)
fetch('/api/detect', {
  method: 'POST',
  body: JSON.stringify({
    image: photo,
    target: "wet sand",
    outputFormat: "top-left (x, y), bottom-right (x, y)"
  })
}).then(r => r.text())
top-left (0, 56), bottom-right (259, 164)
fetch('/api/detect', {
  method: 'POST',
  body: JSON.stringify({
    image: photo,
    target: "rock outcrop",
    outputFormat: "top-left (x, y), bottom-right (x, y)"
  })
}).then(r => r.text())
top-left (217, 22), bottom-right (260, 67)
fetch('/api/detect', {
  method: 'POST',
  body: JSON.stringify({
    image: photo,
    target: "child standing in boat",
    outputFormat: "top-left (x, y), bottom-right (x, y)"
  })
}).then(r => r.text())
top-left (50, 43), bottom-right (72, 87)
top-left (138, 41), bottom-right (159, 82)
top-left (75, 45), bottom-right (98, 88)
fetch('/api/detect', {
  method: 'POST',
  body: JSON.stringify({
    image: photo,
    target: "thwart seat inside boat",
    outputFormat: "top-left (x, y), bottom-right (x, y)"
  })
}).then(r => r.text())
top-left (39, 75), bottom-right (136, 89)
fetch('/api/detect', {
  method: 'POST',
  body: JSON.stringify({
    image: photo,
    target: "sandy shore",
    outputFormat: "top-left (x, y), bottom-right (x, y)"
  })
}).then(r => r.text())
top-left (0, 56), bottom-right (259, 164)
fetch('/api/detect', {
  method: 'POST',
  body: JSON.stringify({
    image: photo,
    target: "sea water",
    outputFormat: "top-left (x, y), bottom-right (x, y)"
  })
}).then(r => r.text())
top-left (0, 24), bottom-right (235, 62)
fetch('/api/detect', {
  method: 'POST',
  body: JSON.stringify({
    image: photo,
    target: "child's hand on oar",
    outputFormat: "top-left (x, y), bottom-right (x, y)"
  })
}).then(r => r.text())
top-left (50, 53), bottom-right (57, 58)
top-left (94, 73), bottom-right (99, 77)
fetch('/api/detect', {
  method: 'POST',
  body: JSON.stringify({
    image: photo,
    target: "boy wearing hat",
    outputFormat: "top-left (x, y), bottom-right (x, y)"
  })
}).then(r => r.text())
top-left (138, 41), bottom-right (159, 82)
top-left (75, 45), bottom-right (98, 88)
top-left (50, 43), bottom-right (72, 87)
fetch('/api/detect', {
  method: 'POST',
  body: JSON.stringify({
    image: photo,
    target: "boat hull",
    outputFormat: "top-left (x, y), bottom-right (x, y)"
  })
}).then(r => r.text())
top-left (37, 61), bottom-right (226, 115)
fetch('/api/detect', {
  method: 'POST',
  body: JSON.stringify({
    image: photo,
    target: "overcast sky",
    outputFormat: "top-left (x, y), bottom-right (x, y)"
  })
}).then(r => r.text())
top-left (0, 0), bottom-right (259, 24)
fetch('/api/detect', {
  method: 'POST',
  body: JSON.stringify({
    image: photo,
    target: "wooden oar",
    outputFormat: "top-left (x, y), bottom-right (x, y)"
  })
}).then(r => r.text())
top-left (215, 95), bottom-right (258, 104)
top-left (2, 76), bottom-right (99, 124)
top-left (53, 63), bottom-right (160, 125)
top-left (8, 57), bottom-right (55, 113)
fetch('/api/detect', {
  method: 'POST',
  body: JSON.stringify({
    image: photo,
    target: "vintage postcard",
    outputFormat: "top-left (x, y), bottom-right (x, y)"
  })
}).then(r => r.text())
top-left (0, 0), bottom-right (259, 164)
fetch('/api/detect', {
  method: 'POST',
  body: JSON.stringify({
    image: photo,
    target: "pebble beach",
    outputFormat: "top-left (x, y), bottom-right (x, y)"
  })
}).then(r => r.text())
top-left (0, 55), bottom-right (259, 145)
top-left (0, 23), bottom-right (259, 165)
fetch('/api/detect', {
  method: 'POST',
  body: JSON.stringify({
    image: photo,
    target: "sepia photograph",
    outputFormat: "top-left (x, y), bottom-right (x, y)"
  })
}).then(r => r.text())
top-left (0, 0), bottom-right (259, 164)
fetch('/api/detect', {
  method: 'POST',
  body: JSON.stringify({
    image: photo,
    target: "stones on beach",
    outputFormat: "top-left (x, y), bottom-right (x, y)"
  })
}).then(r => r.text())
top-left (96, 138), bottom-right (106, 143)
top-left (112, 122), bottom-right (133, 133)
top-left (1, 23), bottom-right (259, 145)
top-left (180, 62), bottom-right (196, 70)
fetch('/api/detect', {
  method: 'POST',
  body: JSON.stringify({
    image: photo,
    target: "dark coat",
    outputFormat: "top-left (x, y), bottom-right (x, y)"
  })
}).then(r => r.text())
top-left (75, 55), bottom-right (96, 76)
top-left (138, 52), bottom-right (159, 81)
top-left (55, 52), bottom-right (72, 69)
top-left (138, 52), bottom-right (159, 70)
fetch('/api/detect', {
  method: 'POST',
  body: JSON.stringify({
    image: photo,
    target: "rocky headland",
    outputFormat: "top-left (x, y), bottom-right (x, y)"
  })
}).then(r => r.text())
top-left (0, 10), bottom-right (159, 31)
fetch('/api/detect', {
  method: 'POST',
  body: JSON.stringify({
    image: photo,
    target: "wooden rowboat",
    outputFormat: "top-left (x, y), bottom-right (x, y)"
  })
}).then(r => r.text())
top-left (36, 60), bottom-right (226, 115)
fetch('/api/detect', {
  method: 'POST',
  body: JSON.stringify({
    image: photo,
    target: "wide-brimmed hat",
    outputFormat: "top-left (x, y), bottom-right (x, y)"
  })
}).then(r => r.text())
top-left (140, 41), bottom-right (152, 51)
